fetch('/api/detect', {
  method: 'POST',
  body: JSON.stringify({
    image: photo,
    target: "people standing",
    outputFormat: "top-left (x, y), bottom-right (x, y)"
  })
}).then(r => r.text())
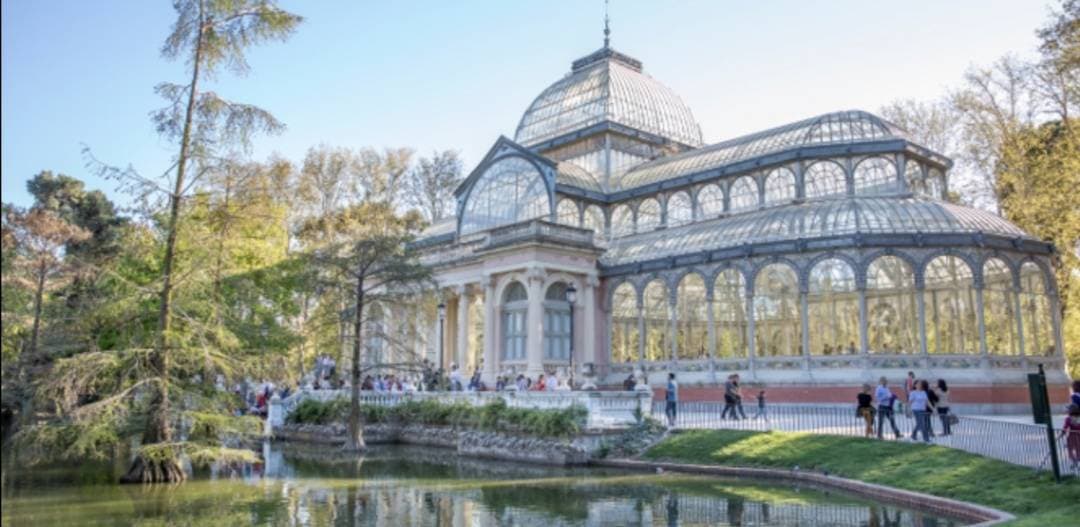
top-left (665, 373), bottom-right (679, 427)
top-left (857, 384), bottom-right (875, 438)
top-left (935, 379), bottom-right (952, 436)
top-left (1058, 404), bottom-right (1080, 469)
top-left (721, 374), bottom-right (738, 420)
top-left (903, 371), bottom-right (916, 418)
top-left (909, 380), bottom-right (934, 443)
top-left (732, 374), bottom-right (747, 419)
top-left (752, 388), bottom-right (768, 421)
top-left (875, 377), bottom-right (901, 439)
top-left (449, 363), bottom-right (463, 391)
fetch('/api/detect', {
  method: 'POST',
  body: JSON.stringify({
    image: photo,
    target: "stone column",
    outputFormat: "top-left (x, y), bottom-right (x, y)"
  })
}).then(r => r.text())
top-left (482, 275), bottom-right (497, 384)
top-left (1014, 286), bottom-right (1027, 368)
top-left (583, 275), bottom-right (598, 367)
top-left (858, 288), bottom-right (869, 369)
top-left (745, 284), bottom-right (756, 377)
top-left (456, 285), bottom-right (469, 371)
top-left (1051, 292), bottom-right (1065, 360)
top-left (975, 285), bottom-right (989, 366)
top-left (706, 290), bottom-right (717, 382)
top-left (525, 266), bottom-right (546, 377)
top-left (637, 297), bottom-right (646, 365)
top-left (800, 288), bottom-right (811, 371)
top-left (916, 283), bottom-right (929, 364)
top-left (668, 295), bottom-right (678, 364)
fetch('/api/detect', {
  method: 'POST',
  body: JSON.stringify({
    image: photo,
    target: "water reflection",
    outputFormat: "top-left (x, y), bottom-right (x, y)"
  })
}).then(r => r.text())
top-left (3, 444), bottom-right (963, 526)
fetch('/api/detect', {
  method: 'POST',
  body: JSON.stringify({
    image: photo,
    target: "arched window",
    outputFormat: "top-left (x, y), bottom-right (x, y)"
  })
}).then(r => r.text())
top-left (1020, 262), bottom-right (1055, 356)
top-left (754, 264), bottom-right (800, 356)
top-left (905, 160), bottom-right (925, 195)
top-left (924, 256), bottom-right (978, 354)
top-left (501, 281), bottom-right (528, 361)
top-left (713, 269), bottom-right (747, 358)
top-left (637, 198), bottom-right (661, 232)
top-left (583, 204), bottom-right (605, 243)
top-left (926, 168), bottom-right (945, 199)
top-left (365, 303), bottom-right (386, 364)
top-left (807, 258), bottom-right (859, 355)
top-left (675, 273), bottom-right (707, 359)
top-left (866, 256), bottom-right (918, 354)
top-left (854, 156), bottom-right (899, 195)
top-left (611, 282), bottom-right (639, 363)
top-left (697, 184), bottom-right (724, 219)
top-left (983, 258), bottom-right (1018, 355)
top-left (642, 279), bottom-right (669, 362)
top-left (461, 156), bottom-right (550, 235)
top-left (556, 198), bottom-right (579, 226)
top-left (667, 191), bottom-right (693, 227)
top-left (729, 176), bottom-right (759, 213)
top-left (611, 204), bottom-right (634, 238)
top-left (763, 167), bottom-right (796, 206)
top-left (804, 160), bottom-right (848, 199)
top-left (544, 282), bottom-right (571, 361)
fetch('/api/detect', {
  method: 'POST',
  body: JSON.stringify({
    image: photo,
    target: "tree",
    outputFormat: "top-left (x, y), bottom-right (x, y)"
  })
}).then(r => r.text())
top-left (2, 207), bottom-right (90, 424)
top-left (83, 0), bottom-right (301, 483)
top-left (306, 202), bottom-right (431, 450)
top-left (404, 150), bottom-right (463, 223)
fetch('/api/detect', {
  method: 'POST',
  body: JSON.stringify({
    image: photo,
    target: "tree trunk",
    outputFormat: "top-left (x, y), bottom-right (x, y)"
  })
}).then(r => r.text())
top-left (344, 274), bottom-right (366, 451)
top-left (18, 262), bottom-right (49, 427)
top-left (124, 5), bottom-right (205, 485)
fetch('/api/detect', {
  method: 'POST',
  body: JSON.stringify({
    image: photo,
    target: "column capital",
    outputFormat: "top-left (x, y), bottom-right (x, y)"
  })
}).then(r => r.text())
top-left (481, 273), bottom-right (495, 290)
top-left (585, 274), bottom-right (600, 289)
top-left (526, 265), bottom-right (546, 283)
top-left (455, 284), bottom-right (469, 296)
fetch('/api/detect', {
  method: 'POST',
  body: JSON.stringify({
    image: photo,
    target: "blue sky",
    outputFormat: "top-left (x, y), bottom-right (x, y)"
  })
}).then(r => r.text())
top-left (1, 0), bottom-right (1050, 208)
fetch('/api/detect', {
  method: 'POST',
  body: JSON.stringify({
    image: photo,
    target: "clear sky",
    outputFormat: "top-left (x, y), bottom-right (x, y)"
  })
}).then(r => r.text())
top-left (1, 0), bottom-right (1051, 208)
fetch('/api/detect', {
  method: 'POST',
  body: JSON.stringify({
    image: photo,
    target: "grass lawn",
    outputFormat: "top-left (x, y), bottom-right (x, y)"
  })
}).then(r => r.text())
top-left (642, 429), bottom-right (1080, 526)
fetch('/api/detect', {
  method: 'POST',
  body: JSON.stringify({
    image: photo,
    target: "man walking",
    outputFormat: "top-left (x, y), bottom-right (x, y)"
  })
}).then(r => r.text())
top-left (875, 376), bottom-right (901, 439)
top-left (665, 373), bottom-right (679, 427)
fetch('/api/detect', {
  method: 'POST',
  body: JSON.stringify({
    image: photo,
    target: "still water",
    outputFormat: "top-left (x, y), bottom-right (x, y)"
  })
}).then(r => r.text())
top-left (2, 444), bottom-right (965, 526)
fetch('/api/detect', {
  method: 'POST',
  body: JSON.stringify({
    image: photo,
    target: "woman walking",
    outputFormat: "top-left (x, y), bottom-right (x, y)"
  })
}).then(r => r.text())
top-left (936, 379), bottom-right (952, 436)
top-left (909, 380), bottom-right (934, 443)
top-left (857, 384), bottom-right (875, 437)
top-left (1059, 404), bottom-right (1080, 469)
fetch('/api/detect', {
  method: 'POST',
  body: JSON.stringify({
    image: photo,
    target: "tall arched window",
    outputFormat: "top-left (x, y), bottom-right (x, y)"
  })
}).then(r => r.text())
top-left (667, 191), bottom-right (693, 227)
top-left (501, 281), bottom-right (528, 361)
top-left (866, 256), bottom-right (918, 354)
top-left (754, 264), bottom-right (800, 356)
top-left (556, 198), bottom-right (579, 226)
top-left (460, 156), bottom-right (550, 235)
top-left (1020, 262), bottom-right (1055, 356)
top-left (807, 259), bottom-right (859, 355)
top-left (697, 184), bottom-right (724, 218)
top-left (854, 156), bottom-right (899, 195)
top-left (642, 279), bottom-right (669, 362)
top-left (365, 303), bottom-right (386, 364)
top-left (675, 273), bottom-right (707, 359)
top-left (804, 160), bottom-right (848, 199)
top-left (544, 282), bottom-right (571, 361)
top-left (583, 204), bottom-right (605, 242)
top-left (983, 258), bottom-right (1018, 355)
top-left (713, 269), bottom-right (747, 358)
top-left (611, 282), bottom-right (639, 363)
top-left (729, 176), bottom-right (759, 212)
top-left (637, 198), bottom-right (661, 232)
top-left (924, 256), bottom-right (978, 354)
top-left (763, 167), bottom-right (796, 206)
top-left (905, 160), bottom-right (926, 196)
top-left (611, 204), bottom-right (634, 238)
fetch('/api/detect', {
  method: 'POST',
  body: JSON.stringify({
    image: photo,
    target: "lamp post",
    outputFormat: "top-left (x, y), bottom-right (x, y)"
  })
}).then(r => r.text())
top-left (565, 284), bottom-right (577, 389)
top-left (437, 302), bottom-right (446, 372)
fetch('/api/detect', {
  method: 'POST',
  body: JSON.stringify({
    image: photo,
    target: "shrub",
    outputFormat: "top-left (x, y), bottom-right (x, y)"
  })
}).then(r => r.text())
top-left (286, 398), bottom-right (348, 425)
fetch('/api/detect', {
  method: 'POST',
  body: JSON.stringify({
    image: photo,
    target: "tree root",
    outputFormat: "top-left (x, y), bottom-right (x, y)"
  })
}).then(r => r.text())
top-left (120, 454), bottom-right (187, 484)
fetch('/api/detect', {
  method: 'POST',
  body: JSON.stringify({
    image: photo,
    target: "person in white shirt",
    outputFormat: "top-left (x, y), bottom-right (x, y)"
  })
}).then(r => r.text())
top-left (449, 363), bottom-right (463, 391)
top-left (875, 377), bottom-right (901, 439)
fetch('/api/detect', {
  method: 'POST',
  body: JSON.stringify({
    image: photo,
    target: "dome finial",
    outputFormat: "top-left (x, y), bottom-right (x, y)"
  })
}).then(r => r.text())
top-left (603, 0), bottom-right (611, 48)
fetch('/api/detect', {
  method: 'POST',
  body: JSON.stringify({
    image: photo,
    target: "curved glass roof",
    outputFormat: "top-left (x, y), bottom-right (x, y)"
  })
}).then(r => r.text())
top-left (514, 48), bottom-right (703, 148)
top-left (599, 197), bottom-right (1029, 267)
top-left (557, 161), bottom-right (604, 192)
top-left (613, 111), bottom-right (909, 191)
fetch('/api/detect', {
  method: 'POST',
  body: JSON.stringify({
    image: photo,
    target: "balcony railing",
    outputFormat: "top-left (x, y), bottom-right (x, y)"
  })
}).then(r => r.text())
top-left (483, 219), bottom-right (595, 250)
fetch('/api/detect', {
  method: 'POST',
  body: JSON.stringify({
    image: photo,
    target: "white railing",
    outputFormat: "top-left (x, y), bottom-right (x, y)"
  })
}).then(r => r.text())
top-left (269, 389), bottom-right (653, 431)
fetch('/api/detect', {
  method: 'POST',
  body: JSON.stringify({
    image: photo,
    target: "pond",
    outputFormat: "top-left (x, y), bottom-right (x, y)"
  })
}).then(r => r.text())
top-left (3, 443), bottom-right (966, 526)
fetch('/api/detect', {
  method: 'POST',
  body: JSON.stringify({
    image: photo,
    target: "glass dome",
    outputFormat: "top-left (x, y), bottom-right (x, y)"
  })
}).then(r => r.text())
top-left (514, 48), bottom-right (703, 148)
top-left (600, 197), bottom-right (1030, 266)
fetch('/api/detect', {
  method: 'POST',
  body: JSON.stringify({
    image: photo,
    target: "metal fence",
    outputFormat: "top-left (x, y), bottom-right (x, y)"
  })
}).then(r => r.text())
top-left (654, 401), bottom-right (1079, 476)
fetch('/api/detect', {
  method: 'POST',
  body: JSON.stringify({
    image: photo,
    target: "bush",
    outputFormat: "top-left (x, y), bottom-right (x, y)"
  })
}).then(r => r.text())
top-left (285, 397), bottom-right (588, 437)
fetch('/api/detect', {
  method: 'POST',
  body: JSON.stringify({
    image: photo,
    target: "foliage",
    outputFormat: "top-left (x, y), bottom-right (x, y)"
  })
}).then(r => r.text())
top-left (644, 429), bottom-right (1080, 525)
top-left (285, 398), bottom-right (588, 438)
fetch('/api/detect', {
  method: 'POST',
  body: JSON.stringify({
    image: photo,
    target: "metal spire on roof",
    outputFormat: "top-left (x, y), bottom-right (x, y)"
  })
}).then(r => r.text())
top-left (603, 0), bottom-right (611, 48)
